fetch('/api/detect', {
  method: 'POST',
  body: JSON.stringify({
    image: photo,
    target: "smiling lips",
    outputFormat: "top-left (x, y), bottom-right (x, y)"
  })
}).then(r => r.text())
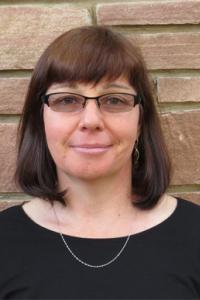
top-left (70, 144), bottom-right (112, 154)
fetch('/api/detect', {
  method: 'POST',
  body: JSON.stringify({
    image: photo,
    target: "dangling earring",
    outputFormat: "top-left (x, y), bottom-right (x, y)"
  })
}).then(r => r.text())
top-left (134, 140), bottom-right (140, 164)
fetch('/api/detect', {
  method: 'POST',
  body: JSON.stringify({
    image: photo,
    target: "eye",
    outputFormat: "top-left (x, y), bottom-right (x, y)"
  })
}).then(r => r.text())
top-left (102, 95), bottom-right (128, 105)
top-left (108, 97), bottom-right (123, 104)
top-left (47, 93), bottom-right (84, 113)
top-left (55, 95), bottom-right (79, 105)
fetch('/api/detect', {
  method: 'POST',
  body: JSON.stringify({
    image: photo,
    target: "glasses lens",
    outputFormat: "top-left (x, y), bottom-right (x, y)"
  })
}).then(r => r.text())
top-left (99, 94), bottom-right (135, 112)
top-left (48, 94), bottom-right (84, 112)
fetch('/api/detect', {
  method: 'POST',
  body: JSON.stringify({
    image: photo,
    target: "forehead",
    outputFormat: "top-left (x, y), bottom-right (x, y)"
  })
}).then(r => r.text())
top-left (47, 76), bottom-right (135, 93)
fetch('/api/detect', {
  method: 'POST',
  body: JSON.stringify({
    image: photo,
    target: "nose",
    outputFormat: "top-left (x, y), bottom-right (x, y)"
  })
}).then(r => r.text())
top-left (78, 99), bottom-right (105, 131)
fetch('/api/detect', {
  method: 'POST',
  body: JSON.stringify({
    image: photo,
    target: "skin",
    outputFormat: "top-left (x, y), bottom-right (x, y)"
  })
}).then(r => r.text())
top-left (23, 76), bottom-right (177, 238)
top-left (44, 77), bottom-right (140, 183)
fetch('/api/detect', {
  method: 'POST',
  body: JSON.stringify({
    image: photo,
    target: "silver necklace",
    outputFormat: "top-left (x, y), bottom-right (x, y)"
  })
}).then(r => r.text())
top-left (53, 205), bottom-right (131, 268)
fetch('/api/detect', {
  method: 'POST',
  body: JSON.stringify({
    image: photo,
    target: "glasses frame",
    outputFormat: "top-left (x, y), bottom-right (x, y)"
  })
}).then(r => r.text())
top-left (41, 92), bottom-right (141, 113)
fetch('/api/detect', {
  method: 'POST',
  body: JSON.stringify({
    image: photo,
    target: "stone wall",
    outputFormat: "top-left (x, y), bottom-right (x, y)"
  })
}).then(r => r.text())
top-left (0, 0), bottom-right (200, 209)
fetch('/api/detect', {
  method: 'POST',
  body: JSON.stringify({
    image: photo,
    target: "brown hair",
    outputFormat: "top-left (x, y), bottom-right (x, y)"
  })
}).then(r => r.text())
top-left (15, 25), bottom-right (171, 209)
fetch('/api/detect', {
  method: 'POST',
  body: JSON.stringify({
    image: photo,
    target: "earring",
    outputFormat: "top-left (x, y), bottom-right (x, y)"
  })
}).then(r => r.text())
top-left (134, 140), bottom-right (140, 163)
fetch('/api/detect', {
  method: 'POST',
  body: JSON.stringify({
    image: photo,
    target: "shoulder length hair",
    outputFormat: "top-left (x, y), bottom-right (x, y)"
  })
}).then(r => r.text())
top-left (15, 25), bottom-right (171, 209)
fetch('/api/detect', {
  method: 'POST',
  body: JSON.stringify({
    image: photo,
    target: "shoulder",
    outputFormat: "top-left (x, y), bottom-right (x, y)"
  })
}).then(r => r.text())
top-left (171, 196), bottom-right (200, 239)
top-left (0, 204), bottom-right (33, 275)
top-left (175, 197), bottom-right (200, 217)
top-left (0, 205), bottom-right (20, 231)
top-left (0, 206), bottom-right (24, 259)
top-left (0, 198), bottom-right (42, 226)
top-left (154, 194), bottom-right (200, 231)
top-left (0, 198), bottom-right (54, 239)
top-left (0, 204), bottom-right (21, 222)
top-left (0, 203), bottom-right (28, 236)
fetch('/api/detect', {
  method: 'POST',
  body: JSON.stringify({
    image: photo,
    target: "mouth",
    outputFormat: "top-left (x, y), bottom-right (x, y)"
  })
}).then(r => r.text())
top-left (70, 145), bottom-right (112, 154)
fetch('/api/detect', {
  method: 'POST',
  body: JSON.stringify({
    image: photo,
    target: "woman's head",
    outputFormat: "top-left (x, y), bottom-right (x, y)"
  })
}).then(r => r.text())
top-left (43, 76), bottom-right (140, 192)
top-left (15, 25), bottom-right (170, 209)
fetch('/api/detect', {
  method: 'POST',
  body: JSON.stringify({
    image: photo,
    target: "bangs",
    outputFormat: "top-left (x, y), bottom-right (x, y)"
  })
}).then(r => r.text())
top-left (41, 26), bottom-right (140, 89)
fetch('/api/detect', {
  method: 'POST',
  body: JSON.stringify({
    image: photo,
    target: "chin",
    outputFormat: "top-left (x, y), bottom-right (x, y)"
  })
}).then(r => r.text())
top-left (59, 161), bottom-right (116, 181)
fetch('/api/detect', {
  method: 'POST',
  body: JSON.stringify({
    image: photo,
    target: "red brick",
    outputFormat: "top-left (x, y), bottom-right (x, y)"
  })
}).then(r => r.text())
top-left (97, 1), bottom-right (200, 25)
top-left (161, 110), bottom-right (200, 185)
top-left (157, 77), bottom-right (200, 102)
top-left (0, 123), bottom-right (18, 192)
top-left (128, 32), bottom-right (200, 70)
top-left (0, 6), bottom-right (91, 70)
top-left (0, 78), bottom-right (29, 114)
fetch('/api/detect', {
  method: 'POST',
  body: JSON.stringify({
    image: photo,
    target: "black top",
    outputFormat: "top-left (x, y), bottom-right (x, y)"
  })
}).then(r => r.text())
top-left (0, 198), bottom-right (199, 299)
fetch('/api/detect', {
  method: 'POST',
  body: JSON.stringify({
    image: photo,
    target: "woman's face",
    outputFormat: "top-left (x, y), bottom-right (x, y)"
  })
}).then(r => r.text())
top-left (43, 76), bottom-right (140, 184)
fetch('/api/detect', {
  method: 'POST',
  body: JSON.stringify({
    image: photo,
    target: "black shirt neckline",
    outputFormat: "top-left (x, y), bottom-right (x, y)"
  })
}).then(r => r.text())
top-left (14, 197), bottom-right (184, 241)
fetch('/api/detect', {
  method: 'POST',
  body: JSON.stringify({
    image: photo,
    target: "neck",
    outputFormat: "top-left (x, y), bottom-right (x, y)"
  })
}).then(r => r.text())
top-left (56, 165), bottom-right (137, 224)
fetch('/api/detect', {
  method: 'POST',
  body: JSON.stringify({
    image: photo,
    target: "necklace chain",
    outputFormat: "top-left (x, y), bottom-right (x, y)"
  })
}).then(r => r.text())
top-left (53, 205), bottom-right (130, 268)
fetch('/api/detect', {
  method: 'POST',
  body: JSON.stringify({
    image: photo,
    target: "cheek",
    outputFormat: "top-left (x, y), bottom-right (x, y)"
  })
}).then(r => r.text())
top-left (44, 113), bottom-right (60, 147)
top-left (114, 113), bottom-right (140, 142)
top-left (43, 109), bottom-right (74, 158)
top-left (111, 116), bottom-right (140, 161)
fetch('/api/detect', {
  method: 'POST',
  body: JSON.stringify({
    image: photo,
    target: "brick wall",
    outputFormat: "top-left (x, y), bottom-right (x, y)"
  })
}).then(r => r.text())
top-left (0, 0), bottom-right (200, 210)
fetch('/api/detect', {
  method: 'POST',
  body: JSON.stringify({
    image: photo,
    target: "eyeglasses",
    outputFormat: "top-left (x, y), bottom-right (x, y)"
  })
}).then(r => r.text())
top-left (41, 92), bottom-right (141, 113)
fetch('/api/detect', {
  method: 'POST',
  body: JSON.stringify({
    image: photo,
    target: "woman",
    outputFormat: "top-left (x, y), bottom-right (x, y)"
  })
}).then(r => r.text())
top-left (0, 25), bottom-right (199, 299)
